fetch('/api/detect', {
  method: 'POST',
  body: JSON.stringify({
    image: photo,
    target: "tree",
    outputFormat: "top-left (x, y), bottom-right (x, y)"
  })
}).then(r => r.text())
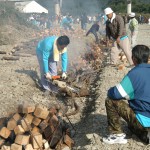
top-left (105, 0), bottom-right (150, 13)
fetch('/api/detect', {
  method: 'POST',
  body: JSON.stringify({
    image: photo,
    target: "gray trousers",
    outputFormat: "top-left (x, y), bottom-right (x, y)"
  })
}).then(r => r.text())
top-left (111, 37), bottom-right (133, 65)
top-left (37, 54), bottom-right (58, 92)
top-left (131, 31), bottom-right (138, 48)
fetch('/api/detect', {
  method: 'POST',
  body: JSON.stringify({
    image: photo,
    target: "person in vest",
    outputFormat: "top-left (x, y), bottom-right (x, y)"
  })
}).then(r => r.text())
top-left (128, 12), bottom-right (139, 48)
top-left (36, 35), bottom-right (70, 92)
top-left (104, 7), bottom-right (133, 67)
top-left (103, 45), bottom-right (150, 144)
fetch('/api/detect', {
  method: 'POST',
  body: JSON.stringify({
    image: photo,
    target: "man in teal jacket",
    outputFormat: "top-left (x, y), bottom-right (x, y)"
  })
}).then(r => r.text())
top-left (103, 45), bottom-right (150, 144)
top-left (36, 35), bottom-right (70, 92)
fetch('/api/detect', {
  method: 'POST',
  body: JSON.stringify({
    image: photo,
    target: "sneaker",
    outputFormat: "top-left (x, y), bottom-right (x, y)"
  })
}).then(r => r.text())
top-left (103, 133), bottom-right (127, 144)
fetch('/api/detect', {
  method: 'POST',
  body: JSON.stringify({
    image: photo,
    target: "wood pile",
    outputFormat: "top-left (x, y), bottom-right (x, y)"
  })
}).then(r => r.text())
top-left (0, 104), bottom-right (74, 150)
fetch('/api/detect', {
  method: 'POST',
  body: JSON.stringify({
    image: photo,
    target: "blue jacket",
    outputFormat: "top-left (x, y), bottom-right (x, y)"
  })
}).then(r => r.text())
top-left (108, 64), bottom-right (150, 127)
top-left (36, 36), bottom-right (68, 74)
top-left (61, 17), bottom-right (71, 27)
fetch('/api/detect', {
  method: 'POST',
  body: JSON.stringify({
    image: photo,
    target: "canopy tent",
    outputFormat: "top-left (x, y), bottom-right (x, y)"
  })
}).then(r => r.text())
top-left (15, 1), bottom-right (48, 13)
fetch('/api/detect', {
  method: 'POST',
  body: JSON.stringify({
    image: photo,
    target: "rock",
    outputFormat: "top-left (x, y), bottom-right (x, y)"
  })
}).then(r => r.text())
top-left (86, 134), bottom-right (94, 140)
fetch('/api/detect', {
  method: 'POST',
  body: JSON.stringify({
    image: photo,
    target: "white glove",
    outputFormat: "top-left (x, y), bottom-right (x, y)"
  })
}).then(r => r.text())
top-left (45, 72), bottom-right (52, 80)
top-left (62, 72), bottom-right (67, 79)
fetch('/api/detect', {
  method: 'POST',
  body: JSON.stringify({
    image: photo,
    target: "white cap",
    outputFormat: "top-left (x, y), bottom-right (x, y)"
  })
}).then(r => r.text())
top-left (129, 12), bottom-right (135, 17)
top-left (104, 7), bottom-right (113, 15)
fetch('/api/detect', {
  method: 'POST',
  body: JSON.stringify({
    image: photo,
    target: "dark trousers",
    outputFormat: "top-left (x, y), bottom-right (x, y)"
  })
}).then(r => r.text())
top-left (86, 30), bottom-right (99, 42)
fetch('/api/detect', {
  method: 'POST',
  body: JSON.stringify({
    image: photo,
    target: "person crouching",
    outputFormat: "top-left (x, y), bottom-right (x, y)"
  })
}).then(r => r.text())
top-left (36, 35), bottom-right (70, 93)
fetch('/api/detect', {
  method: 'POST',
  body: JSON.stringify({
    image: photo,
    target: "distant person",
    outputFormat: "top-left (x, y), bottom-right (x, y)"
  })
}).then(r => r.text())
top-left (93, 15), bottom-right (97, 22)
top-left (102, 15), bottom-right (108, 25)
top-left (86, 21), bottom-right (100, 43)
top-left (36, 35), bottom-right (70, 92)
top-left (139, 15), bottom-right (142, 24)
top-left (97, 13), bottom-right (102, 21)
top-left (141, 15), bottom-right (144, 24)
top-left (104, 7), bottom-right (133, 66)
top-left (61, 15), bottom-right (74, 31)
top-left (80, 13), bottom-right (88, 30)
top-left (76, 17), bottom-right (80, 24)
top-left (103, 45), bottom-right (150, 144)
top-left (88, 16), bottom-right (92, 24)
top-left (128, 12), bottom-right (138, 48)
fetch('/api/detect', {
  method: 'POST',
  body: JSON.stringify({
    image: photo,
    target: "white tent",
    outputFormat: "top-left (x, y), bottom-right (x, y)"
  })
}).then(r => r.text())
top-left (15, 1), bottom-right (48, 13)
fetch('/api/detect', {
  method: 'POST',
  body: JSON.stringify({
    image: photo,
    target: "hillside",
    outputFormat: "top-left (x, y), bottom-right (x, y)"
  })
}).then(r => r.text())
top-left (0, 2), bottom-right (36, 45)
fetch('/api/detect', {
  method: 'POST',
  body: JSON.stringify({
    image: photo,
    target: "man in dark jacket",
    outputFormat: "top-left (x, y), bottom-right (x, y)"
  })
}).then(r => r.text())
top-left (86, 21), bottom-right (100, 43)
top-left (103, 45), bottom-right (150, 144)
top-left (104, 7), bottom-right (133, 66)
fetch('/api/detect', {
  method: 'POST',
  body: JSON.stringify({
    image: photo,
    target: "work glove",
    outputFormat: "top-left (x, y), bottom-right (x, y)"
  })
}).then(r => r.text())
top-left (62, 72), bottom-right (67, 79)
top-left (45, 72), bottom-right (52, 80)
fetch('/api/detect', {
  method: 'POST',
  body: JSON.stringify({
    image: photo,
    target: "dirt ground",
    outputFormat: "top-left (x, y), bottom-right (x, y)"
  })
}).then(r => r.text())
top-left (71, 24), bottom-right (150, 150)
top-left (0, 24), bottom-right (150, 150)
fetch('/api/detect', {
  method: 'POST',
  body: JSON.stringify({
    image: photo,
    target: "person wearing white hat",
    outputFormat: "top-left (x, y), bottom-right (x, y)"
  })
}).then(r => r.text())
top-left (104, 7), bottom-right (133, 66)
top-left (128, 12), bottom-right (139, 48)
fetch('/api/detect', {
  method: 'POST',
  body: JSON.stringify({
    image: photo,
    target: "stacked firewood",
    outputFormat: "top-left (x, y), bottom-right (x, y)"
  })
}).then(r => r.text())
top-left (0, 104), bottom-right (74, 150)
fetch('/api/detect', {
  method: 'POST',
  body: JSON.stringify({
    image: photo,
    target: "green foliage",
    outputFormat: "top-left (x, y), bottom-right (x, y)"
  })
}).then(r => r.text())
top-left (105, 0), bottom-right (150, 14)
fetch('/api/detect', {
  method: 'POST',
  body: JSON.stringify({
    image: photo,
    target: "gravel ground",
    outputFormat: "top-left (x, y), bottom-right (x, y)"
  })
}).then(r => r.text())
top-left (71, 24), bottom-right (150, 150)
top-left (0, 24), bottom-right (149, 150)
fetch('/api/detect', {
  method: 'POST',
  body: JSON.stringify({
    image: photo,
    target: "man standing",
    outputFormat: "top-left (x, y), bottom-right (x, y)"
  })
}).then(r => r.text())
top-left (81, 13), bottom-right (88, 30)
top-left (36, 35), bottom-right (70, 92)
top-left (86, 21), bottom-right (100, 43)
top-left (128, 12), bottom-right (139, 48)
top-left (104, 7), bottom-right (133, 66)
top-left (103, 45), bottom-right (150, 144)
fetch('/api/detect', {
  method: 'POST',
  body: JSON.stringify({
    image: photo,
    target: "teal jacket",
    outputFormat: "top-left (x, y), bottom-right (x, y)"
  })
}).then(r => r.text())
top-left (108, 64), bottom-right (150, 127)
top-left (36, 36), bottom-right (68, 74)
